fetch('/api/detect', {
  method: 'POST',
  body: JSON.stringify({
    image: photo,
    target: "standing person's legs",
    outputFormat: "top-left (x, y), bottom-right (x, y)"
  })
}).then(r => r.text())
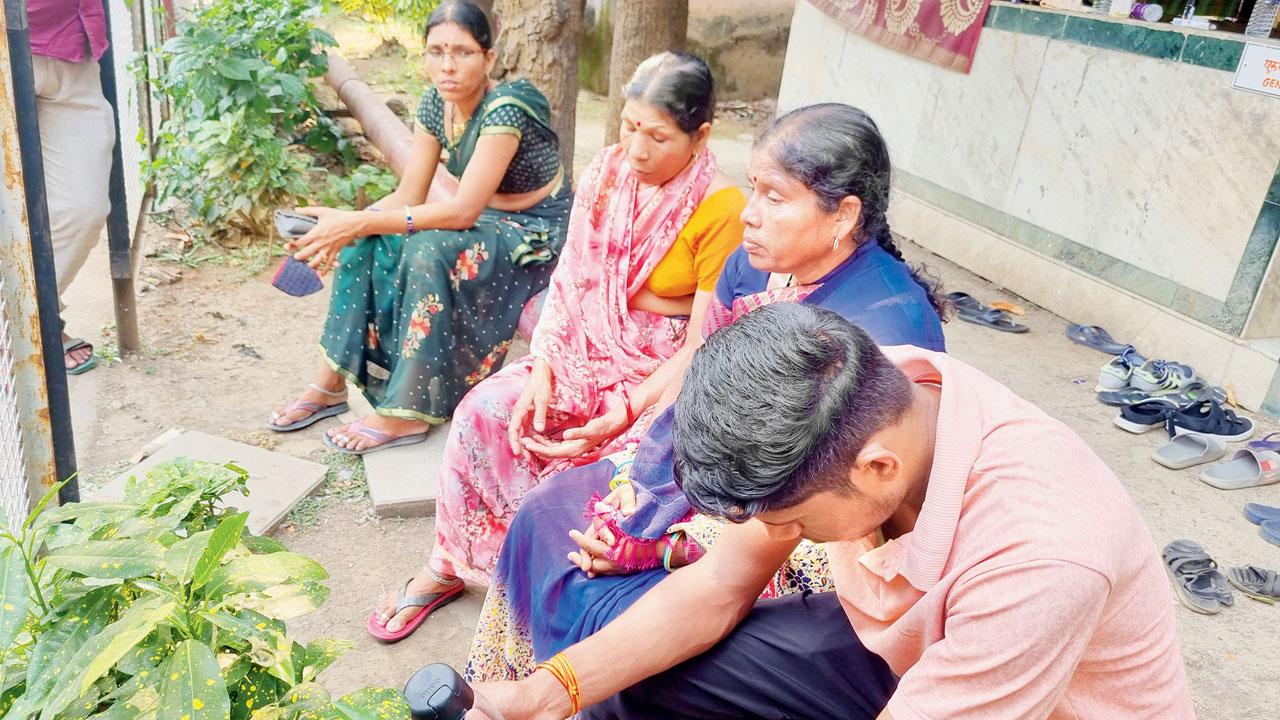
top-left (580, 590), bottom-right (896, 720)
top-left (33, 55), bottom-right (115, 369)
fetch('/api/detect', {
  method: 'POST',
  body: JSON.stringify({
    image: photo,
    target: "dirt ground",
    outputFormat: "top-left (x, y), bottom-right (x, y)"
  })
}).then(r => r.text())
top-left (60, 22), bottom-right (1280, 718)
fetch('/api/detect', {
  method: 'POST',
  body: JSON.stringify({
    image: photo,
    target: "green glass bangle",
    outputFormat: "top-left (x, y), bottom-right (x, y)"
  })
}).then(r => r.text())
top-left (662, 530), bottom-right (684, 573)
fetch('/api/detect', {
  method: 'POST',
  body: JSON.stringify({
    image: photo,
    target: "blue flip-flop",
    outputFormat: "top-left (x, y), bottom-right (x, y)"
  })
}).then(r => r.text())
top-left (1245, 503), bottom-right (1280, 525)
top-left (1247, 432), bottom-right (1280, 453)
top-left (1066, 324), bottom-right (1134, 355)
top-left (1261, 520), bottom-right (1280, 547)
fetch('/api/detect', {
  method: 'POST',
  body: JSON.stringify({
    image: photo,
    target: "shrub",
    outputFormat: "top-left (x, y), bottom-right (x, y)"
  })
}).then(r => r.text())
top-left (144, 0), bottom-right (350, 241)
top-left (0, 459), bottom-right (410, 719)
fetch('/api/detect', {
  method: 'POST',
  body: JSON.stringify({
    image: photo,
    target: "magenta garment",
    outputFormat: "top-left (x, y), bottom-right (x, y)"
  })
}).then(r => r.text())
top-left (27, 0), bottom-right (109, 63)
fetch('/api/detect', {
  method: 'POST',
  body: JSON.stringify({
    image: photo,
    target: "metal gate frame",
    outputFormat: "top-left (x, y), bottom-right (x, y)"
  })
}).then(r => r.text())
top-left (0, 0), bottom-right (66, 521)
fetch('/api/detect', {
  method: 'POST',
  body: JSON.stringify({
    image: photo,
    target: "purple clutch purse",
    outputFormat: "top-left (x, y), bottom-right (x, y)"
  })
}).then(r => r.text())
top-left (271, 256), bottom-right (325, 297)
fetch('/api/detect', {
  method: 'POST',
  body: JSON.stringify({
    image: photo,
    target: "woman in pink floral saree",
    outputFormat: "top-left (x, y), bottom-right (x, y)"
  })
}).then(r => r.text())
top-left (368, 52), bottom-right (748, 641)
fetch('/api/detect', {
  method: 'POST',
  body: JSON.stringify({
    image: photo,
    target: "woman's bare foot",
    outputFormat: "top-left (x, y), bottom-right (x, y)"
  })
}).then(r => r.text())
top-left (269, 369), bottom-right (347, 429)
top-left (326, 415), bottom-right (431, 451)
top-left (373, 570), bottom-right (462, 632)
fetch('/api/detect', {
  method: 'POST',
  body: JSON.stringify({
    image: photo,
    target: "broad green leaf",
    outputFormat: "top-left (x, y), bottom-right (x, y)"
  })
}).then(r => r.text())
top-left (156, 640), bottom-right (230, 720)
top-left (192, 513), bottom-right (247, 592)
top-left (93, 685), bottom-right (161, 720)
top-left (20, 479), bottom-right (67, 532)
top-left (230, 666), bottom-right (282, 720)
top-left (0, 653), bottom-right (26, 716)
top-left (36, 502), bottom-right (140, 530)
top-left (262, 636), bottom-right (304, 687)
top-left (157, 495), bottom-right (200, 530)
top-left (300, 639), bottom-right (352, 682)
top-left (217, 58), bottom-right (252, 81)
top-left (46, 540), bottom-right (165, 579)
top-left (238, 535), bottom-right (285, 556)
top-left (43, 522), bottom-right (89, 550)
top-left (201, 607), bottom-right (285, 662)
top-left (229, 581), bottom-right (329, 621)
top-left (53, 686), bottom-right (99, 720)
top-left (39, 597), bottom-right (175, 720)
top-left (203, 553), bottom-right (325, 599)
top-left (0, 544), bottom-right (31, 651)
top-left (333, 688), bottom-right (410, 720)
top-left (22, 587), bottom-right (116, 705)
top-left (164, 529), bottom-right (214, 583)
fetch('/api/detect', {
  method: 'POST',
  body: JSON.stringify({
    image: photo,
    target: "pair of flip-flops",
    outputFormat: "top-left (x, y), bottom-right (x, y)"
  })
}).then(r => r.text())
top-left (946, 292), bottom-right (1029, 333)
top-left (367, 579), bottom-right (464, 642)
top-left (1154, 438), bottom-right (1280, 490)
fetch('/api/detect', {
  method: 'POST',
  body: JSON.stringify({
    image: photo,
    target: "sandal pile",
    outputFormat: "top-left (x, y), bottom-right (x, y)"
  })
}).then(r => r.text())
top-left (1163, 539), bottom-right (1279, 613)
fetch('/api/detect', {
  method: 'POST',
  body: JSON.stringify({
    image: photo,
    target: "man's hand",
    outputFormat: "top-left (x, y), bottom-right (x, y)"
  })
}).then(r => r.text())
top-left (465, 673), bottom-right (572, 720)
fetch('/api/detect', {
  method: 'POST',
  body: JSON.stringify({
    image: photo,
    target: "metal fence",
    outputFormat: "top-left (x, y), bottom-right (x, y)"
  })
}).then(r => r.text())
top-left (0, 0), bottom-right (161, 524)
top-left (0, 278), bottom-right (30, 528)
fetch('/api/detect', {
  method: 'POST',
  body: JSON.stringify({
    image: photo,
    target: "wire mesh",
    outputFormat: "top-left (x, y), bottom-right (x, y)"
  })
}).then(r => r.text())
top-left (0, 277), bottom-right (31, 529)
top-left (110, 0), bottom-right (147, 237)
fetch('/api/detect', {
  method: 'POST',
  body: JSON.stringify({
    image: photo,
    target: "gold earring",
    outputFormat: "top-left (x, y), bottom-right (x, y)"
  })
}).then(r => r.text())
top-left (832, 233), bottom-right (840, 251)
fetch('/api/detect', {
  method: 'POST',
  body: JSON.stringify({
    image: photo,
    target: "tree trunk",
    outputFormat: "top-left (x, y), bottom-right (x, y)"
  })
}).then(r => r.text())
top-left (491, 0), bottom-right (585, 173)
top-left (603, 0), bottom-right (688, 146)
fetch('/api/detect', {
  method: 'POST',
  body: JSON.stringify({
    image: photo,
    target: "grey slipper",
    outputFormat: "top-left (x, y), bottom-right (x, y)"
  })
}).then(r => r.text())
top-left (1199, 448), bottom-right (1280, 490)
top-left (323, 420), bottom-right (428, 455)
top-left (267, 399), bottom-right (349, 432)
top-left (1162, 540), bottom-right (1230, 614)
top-left (1152, 433), bottom-right (1227, 470)
top-left (1227, 565), bottom-right (1280, 604)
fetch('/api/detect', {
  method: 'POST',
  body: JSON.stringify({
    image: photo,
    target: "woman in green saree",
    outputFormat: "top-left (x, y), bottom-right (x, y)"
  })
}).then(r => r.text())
top-left (267, 1), bottom-right (570, 453)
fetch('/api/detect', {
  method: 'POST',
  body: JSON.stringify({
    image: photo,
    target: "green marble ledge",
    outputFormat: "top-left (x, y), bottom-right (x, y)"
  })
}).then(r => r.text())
top-left (984, 3), bottom-right (1255, 71)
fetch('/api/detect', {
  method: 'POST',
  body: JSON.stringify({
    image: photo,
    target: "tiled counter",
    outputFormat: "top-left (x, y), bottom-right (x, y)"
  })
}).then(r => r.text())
top-left (779, 0), bottom-right (1280, 415)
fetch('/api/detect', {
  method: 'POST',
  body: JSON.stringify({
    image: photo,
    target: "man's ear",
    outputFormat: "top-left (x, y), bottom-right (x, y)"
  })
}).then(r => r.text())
top-left (850, 439), bottom-right (901, 489)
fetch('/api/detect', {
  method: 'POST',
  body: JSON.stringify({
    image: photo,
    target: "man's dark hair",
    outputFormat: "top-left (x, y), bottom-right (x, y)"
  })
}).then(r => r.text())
top-left (673, 303), bottom-right (914, 522)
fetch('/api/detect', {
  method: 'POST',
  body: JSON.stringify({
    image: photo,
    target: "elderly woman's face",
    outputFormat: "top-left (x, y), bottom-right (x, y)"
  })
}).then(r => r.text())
top-left (424, 22), bottom-right (493, 103)
top-left (740, 150), bottom-right (853, 278)
top-left (618, 99), bottom-right (707, 187)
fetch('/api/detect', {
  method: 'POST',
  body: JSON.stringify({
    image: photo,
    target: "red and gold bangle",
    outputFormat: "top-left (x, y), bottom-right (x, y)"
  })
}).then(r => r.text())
top-left (535, 652), bottom-right (581, 714)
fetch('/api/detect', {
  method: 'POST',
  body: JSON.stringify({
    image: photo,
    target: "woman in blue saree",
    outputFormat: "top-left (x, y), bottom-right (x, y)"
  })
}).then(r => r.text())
top-left (467, 103), bottom-right (948, 681)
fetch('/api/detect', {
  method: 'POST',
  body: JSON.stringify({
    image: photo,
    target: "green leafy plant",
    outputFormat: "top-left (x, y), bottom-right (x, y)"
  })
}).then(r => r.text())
top-left (315, 164), bottom-right (399, 211)
top-left (0, 459), bottom-right (410, 719)
top-left (334, 0), bottom-right (440, 28)
top-left (143, 0), bottom-right (350, 241)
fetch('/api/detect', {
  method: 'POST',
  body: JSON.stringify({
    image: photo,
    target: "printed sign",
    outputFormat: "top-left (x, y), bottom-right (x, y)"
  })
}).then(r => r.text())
top-left (1234, 42), bottom-right (1280, 98)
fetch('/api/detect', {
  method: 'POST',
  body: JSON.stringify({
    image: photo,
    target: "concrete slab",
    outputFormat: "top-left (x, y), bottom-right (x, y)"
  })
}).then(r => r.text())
top-left (362, 423), bottom-right (447, 518)
top-left (91, 430), bottom-right (327, 535)
top-left (334, 338), bottom-right (529, 520)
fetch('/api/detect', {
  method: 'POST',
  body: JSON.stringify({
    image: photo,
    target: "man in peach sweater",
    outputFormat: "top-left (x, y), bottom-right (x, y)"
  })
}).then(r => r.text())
top-left (472, 302), bottom-right (1193, 720)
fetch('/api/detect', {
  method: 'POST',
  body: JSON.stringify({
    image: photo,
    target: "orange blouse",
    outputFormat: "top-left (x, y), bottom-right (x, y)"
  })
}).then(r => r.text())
top-left (645, 187), bottom-right (747, 298)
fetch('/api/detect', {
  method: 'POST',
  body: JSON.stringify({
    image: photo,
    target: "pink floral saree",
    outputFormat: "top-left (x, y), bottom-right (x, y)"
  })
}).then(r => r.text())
top-left (430, 144), bottom-right (718, 584)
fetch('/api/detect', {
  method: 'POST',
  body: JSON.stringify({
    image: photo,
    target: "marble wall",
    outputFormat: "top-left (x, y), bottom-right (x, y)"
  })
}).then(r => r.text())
top-left (779, 0), bottom-right (1280, 320)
